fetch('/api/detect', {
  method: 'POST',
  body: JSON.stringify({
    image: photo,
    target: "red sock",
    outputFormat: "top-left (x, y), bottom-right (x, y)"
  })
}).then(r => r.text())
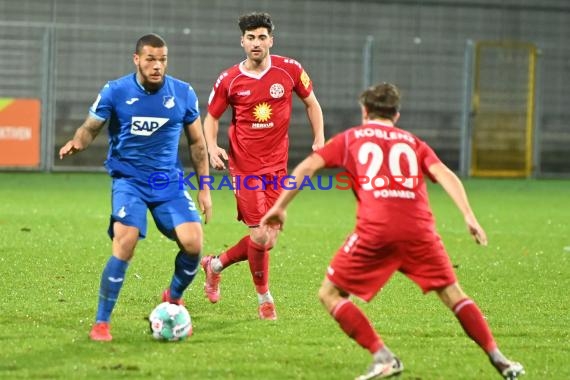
top-left (331, 299), bottom-right (383, 354)
top-left (219, 236), bottom-right (250, 268)
top-left (247, 239), bottom-right (269, 294)
top-left (453, 298), bottom-right (497, 352)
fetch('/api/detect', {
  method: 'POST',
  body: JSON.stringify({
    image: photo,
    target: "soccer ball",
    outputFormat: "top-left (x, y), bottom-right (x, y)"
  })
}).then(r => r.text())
top-left (148, 302), bottom-right (192, 341)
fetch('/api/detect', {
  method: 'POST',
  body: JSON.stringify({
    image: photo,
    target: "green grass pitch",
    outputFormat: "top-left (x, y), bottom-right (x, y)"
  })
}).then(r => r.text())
top-left (0, 172), bottom-right (568, 379)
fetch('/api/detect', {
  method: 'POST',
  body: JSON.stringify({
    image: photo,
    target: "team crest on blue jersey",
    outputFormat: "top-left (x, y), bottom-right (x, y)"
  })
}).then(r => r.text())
top-left (163, 96), bottom-right (175, 109)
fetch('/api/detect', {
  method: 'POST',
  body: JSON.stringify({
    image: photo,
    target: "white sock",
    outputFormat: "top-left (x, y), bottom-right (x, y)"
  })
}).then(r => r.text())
top-left (211, 257), bottom-right (223, 273)
top-left (489, 348), bottom-right (508, 364)
top-left (373, 346), bottom-right (395, 364)
top-left (257, 291), bottom-right (274, 304)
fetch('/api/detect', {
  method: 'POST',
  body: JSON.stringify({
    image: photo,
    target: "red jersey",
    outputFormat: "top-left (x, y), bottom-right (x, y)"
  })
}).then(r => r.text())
top-left (316, 121), bottom-right (442, 243)
top-left (208, 55), bottom-right (313, 175)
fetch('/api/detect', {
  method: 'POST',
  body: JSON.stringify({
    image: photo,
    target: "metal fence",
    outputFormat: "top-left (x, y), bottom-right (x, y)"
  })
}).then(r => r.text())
top-left (1, 0), bottom-right (569, 176)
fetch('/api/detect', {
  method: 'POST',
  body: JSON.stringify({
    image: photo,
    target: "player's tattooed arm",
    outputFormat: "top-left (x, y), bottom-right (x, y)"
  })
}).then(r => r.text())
top-left (185, 118), bottom-right (213, 223)
top-left (185, 118), bottom-right (209, 178)
top-left (59, 116), bottom-right (105, 159)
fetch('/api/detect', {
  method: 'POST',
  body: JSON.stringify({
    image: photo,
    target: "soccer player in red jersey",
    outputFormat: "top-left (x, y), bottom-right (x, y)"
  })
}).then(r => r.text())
top-left (202, 12), bottom-right (324, 319)
top-left (261, 83), bottom-right (525, 379)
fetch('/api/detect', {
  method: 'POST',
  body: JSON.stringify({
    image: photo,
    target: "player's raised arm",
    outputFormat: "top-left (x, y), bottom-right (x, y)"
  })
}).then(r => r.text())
top-left (184, 117), bottom-right (212, 224)
top-left (203, 112), bottom-right (228, 170)
top-left (301, 91), bottom-right (325, 151)
top-left (59, 116), bottom-right (106, 159)
top-left (428, 162), bottom-right (488, 246)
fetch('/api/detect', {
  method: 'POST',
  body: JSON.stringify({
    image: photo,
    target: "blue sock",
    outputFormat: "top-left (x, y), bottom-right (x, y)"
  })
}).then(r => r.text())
top-left (169, 251), bottom-right (200, 300)
top-left (95, 256), bottom-right (129, 323)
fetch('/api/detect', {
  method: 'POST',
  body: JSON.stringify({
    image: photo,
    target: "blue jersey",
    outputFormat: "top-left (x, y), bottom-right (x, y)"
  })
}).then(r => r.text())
top-left (89, 73), bottom-right (200, 177)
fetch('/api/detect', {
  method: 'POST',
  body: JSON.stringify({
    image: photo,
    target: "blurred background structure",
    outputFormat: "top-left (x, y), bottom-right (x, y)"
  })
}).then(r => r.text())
top-left (1, 0), bottom-right (569, 176)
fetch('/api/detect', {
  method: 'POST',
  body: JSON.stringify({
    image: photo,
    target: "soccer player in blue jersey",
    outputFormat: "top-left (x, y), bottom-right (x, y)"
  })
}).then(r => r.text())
top-left (59, 33), bottom-right (212, 341)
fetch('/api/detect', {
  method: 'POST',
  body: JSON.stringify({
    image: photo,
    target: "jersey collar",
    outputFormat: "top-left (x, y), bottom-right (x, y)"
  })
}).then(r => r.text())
top-left (366, 120), bottom-right (394, 128)
top-left (133, 73), bottom-right (165, 94)
top-left (239, 56), bottom-right (272, 79)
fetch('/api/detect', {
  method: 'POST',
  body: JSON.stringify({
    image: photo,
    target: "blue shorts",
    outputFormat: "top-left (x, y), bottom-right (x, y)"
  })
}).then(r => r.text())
top-left (108, 178), bottom-right (201, 239)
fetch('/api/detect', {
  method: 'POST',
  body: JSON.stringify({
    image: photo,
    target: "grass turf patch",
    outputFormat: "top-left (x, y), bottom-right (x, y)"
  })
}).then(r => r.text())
top-left (0, 173), bottom-right (568, 379)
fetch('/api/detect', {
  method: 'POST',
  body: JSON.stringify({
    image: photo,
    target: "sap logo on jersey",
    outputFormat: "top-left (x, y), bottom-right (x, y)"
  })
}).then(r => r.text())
top-left (130, 117), bottom-right (169, 136)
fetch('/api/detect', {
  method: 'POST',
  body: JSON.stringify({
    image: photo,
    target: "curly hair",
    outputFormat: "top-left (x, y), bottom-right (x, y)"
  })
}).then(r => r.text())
top-left (238, 12), bottom-right (274, 35)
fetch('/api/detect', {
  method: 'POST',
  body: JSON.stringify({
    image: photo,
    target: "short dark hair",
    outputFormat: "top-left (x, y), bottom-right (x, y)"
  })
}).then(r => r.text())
top-left (359, 83), bottom-right (401, 120)
top-left (238, 12), bottom-right (274, 35)
top-left (135, 33), bottom-right (167, 54)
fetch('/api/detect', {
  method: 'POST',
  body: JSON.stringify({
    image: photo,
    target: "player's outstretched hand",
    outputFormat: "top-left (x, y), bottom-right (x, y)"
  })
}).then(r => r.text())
top-left (208, 147), bottom-right (228, 170)
top-left (465, 214), bottom-right (488, 246)
top-left (261, 206), bottom-right (286, 231)
top-left (59, 140), bottom-right (84, 159)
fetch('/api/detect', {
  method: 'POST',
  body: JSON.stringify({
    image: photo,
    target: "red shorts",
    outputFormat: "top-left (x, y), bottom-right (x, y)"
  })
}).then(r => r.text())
top-left (326, 232), bottom-right (457, 302)
top-left (232, 170), bottom-right (286, 226)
